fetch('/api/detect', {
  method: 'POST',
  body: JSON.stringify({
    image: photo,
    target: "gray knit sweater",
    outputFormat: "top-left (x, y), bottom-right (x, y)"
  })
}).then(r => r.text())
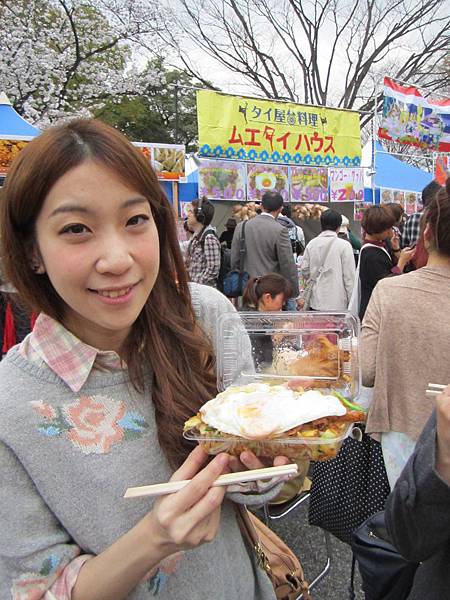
top-left (0, 284), bottom-right (277, 600)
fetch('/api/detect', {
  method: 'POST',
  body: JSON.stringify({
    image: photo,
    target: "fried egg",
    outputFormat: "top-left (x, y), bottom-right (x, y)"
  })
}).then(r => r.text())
top-left (200, 383), bottom-right (346, 439)
top-left (255, 172), bottom-right (277, 190)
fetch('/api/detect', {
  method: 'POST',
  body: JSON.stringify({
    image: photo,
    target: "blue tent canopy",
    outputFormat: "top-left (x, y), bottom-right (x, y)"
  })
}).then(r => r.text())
top-left (0, 94), bottom-right (40, 138)
top-left (373, 141), bottom-right (432, 192)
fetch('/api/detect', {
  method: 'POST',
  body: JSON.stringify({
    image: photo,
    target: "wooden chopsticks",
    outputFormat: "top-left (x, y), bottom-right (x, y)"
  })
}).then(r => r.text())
top-left (426, 383), bottom-right (448, 396)
top-left (124, 463), bottom-right (299, 499)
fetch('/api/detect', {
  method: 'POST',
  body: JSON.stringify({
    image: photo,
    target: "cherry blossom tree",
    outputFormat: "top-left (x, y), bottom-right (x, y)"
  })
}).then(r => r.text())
top-left (0, 0), bottom-right (167, 125)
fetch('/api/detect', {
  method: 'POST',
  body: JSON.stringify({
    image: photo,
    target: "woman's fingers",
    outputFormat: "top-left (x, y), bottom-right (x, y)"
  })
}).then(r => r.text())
top-left (169, 445), bottom-right (210, 483)
top-left (436, 385), bottom-right (450, 444)
top-left (151, 451), bottom-right (229, 549)
top-left (239, 450), bottom-right (290, 470)
top-left (175, 488), bottom-right (226, 546)
top-left (163, 452), bottom-right (229, 516)
top-left (229, 450), bottom-right (291, 472)
top-left (273, 455), bottom-right (291, 467)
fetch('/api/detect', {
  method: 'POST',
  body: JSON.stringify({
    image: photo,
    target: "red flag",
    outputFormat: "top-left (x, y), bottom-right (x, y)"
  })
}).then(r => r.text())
top-left (2, 301), bottom-right (16, 354)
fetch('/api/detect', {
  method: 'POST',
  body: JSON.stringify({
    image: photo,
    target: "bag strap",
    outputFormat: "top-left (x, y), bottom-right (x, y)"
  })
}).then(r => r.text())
top-left (239, 220), bottom-right (248, 272)
top-left (348, 553), bottom-right (356, 600)
top-left (235, 505), bottom-right (312, 600)
top-left (199, 228), bottom-right (219, 250)
top-left (308, 236), bottom-right (337, 288)
top-left (361, 242), bottom-right (392, 261)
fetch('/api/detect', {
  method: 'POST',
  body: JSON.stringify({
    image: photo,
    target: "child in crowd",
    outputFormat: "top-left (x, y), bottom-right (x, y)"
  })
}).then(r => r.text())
top-left (242, 273), bottom-right (293, 312)
top-left (241, 273), bottom-right (308, 503)
top-left (0, 120), bottom-right (287, 600)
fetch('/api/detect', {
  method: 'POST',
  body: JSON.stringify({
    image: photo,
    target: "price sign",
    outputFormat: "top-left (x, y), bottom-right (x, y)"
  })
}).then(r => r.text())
top-left (329, 168), bottom-right (364, 202)
top-left (290, 166), bottom-right (328, 202)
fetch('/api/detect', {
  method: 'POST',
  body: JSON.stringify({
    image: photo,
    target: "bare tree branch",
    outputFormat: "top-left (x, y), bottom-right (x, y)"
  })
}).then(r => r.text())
top-left (168, 0), bottom-right (450, 133)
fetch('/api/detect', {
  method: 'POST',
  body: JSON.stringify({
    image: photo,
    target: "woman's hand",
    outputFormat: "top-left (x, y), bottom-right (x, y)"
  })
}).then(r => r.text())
top-left (146, 446), bottom-right (230, 555)
top-left (435, 385), bottom-right (450, 484)
top-left (397, 246), bottom-right (415, 271)
top-left (227, 451), bottom-right (291, 493)
top-left (390, 229), bottom-right (400, 251)
top-left (228, 450), bottom-right (290, 473)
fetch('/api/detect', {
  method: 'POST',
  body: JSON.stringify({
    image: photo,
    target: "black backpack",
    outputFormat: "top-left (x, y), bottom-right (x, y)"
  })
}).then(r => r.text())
top-left (199, 230), bottom-right (231, 292)
top-left (278, 215), bottom-right (304, 255)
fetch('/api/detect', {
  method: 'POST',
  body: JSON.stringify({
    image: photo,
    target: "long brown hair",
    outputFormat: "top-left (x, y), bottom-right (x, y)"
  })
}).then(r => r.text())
top-left (423, 177), bottom-right (450, 257)
top-left (0, 119), bottom-right (217, 468)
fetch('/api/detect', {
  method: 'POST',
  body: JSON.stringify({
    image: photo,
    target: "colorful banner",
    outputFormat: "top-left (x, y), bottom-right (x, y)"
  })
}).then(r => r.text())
top-left (198, 159), bottom-right (246, 200)
top-left (404, 191), bottom-right (419, 215)
top-left (290, 167), bottom-right (328, 202)
top-left (435, 155), bottom-right (449, 185)
top-left (179, 201), bottom-right (193, 219)
top-left (133, 142), bottom-right (185, 180)
top-left (378, 77), bottom-right (450, 152)
top-left (380, 189), bottom-right (405, 204)
top-left (246, 164), bottom-right (289, 201)
top-left (328, 167), bottom-right (364, 202)
top-left (0, 138), bottom-right (30, 176)
top-left (197, 90), bottom-right (361, 167)
top-left (380, 187), bottom-right (421, 214)
top-left (354, 201), bottom-right (373, 222)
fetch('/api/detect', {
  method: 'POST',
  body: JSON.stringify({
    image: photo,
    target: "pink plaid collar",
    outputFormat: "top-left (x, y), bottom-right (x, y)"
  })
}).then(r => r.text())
top-left (20, 313), bottom-right (123, 392)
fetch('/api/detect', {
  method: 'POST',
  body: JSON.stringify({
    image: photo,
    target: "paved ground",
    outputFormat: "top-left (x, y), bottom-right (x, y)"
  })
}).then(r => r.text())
top-left (254, 497), bottom-right (365, 600)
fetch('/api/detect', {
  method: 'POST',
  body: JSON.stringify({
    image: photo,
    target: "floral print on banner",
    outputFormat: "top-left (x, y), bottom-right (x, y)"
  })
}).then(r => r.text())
top-left (31, 395), bottom-right (149, 454)
top-left (144, 552), bottom-right (185, 596)
top-left (11, 554), bottom-right (63, 600)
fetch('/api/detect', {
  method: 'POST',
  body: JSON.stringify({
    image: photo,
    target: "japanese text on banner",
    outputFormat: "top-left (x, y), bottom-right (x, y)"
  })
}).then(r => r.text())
top-left (328, 167), bottom-right (364, 202)
top-left (197, 90), bottom-right (361, 167)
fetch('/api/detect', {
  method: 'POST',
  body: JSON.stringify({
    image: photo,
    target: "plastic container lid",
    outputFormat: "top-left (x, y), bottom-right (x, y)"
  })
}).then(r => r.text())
top-left (215, 311), bottom-right (361, 401)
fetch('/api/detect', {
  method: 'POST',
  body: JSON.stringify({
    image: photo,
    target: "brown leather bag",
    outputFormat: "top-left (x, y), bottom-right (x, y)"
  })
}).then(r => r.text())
top-left (236, 505), bottom-right (312, 600)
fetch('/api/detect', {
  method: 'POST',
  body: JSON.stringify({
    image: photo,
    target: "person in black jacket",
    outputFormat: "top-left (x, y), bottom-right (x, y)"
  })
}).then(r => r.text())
top-left (219, 217), bottom-right (237, 249)
top-left (359, 205), bottom-right (414, 319)
top-left (385, 385), bottom-right (450, 600)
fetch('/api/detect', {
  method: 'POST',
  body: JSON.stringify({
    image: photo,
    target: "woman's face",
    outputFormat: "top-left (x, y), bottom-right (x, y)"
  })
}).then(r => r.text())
top-left (376, 227), bottom-right (394, 241)
top-left (259, 292), bottom-right (285, 312)
top-left (34, 160), bottom-right (160, 352)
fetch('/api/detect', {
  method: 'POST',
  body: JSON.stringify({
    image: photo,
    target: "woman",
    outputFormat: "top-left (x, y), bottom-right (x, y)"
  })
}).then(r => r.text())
top-left (358, 205), bottom-right (415, 319)
top-left (385, 385), bottom-right (450, 600)
top-left (184, 197), bottom-right (221, 287)
top-left (0, 120), bottom-right (286, 600)
top-left (242, 273), bottom-right (292, 312)
top-left (242, 274), bottom-right (307, 504)
top-left (241, 274), bottom-right (292, 366)
top-left (361, 178), bottom-right (450, 488)
top-left (385, 202), bottom-right (405, 233)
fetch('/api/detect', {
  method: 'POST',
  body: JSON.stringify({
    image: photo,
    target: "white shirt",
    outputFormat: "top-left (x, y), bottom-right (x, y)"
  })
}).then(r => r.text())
top-left (301, 231), bottom-right (356, 311)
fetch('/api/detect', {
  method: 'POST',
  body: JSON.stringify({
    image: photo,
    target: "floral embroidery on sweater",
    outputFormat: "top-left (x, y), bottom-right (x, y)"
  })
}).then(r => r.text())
top-left (31, 396), bottom-right (149, 454)
top-left (11, 554), bottom-right (63, 600)
top-left (144, 552), bottom-right (185, 596)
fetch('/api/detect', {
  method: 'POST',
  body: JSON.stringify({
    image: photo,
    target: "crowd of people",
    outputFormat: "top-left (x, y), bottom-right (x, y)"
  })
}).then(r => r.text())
top-left (0, 117), bottom-right (449, 599)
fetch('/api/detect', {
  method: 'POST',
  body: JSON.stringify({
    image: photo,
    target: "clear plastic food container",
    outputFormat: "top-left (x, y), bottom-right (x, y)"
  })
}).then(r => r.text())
top-left (183, 311), bottom-right (362, 462)
top-left (215, 311), bottom-right (360, 398)
top-left (183, 422), bottom-right (353, 462)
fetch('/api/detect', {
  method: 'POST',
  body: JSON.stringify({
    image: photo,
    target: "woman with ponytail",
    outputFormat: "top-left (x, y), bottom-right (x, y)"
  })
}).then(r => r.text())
top-left (361, 177), bottom-right (450, 489)
top-left (242, 273), bottom-right (293, 312)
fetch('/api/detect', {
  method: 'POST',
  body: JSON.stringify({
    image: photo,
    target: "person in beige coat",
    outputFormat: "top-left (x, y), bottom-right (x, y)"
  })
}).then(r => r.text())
top-left (361, 177), bottom-right (450, 488)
